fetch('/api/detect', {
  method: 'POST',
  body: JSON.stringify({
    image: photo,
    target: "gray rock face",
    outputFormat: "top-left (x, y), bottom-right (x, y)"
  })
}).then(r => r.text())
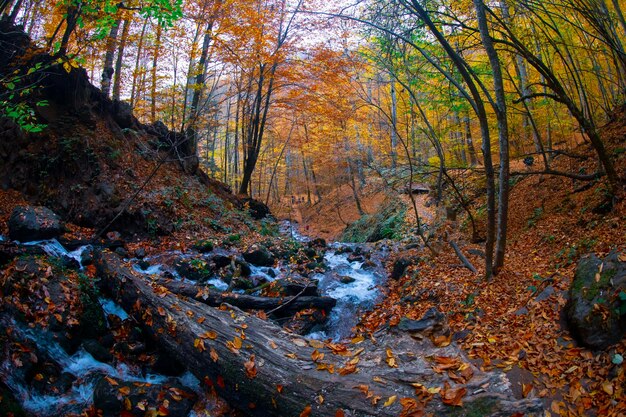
top-left (8, 206), bottom-right (64, 241)
top-left (565, 250), bottom-right (626, 350)
top-left (243, 244), bottom-right (275, 266)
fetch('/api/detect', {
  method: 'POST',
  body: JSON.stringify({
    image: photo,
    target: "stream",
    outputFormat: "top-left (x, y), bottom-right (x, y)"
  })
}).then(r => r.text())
top-left (0, 224), bottom-right (391, 416)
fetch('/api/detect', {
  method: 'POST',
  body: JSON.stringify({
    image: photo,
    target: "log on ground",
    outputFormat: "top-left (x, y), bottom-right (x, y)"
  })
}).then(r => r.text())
top-left (156, 278), bottom-right (336, 317)
top-left (95, 251), bottom-right (543, 417)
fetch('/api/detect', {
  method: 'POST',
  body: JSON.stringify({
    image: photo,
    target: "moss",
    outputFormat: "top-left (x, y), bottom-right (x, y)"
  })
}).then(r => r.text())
top-left (585, 268), bottom-right (617, 301)
top-left (449, 396), bottom-right (498, 417)
top-left (341, 199), bottom-right (406, 243)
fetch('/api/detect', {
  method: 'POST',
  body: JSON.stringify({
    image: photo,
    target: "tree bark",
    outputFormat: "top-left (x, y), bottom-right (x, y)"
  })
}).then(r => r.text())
top-left (474, 0), bottom-right (510, 275)
top-left (112, 18), bottom-right (130, 102)
top-left (156, 278), bottom-right (336, 317)
top-left (95, 251), bottom-right (543, 417)
top-left (101, 19), bottom-right (120, 98)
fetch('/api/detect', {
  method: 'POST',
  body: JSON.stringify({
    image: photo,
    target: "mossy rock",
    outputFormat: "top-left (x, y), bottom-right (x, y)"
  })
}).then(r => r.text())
top-left (341, 199), bottom-right (406, 243)
top-left (565, 250), bottom-right (626, 349)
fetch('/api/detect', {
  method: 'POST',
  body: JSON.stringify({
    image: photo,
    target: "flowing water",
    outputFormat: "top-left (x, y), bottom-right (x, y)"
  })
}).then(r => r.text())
top-left (1, 224), bottom-right (390, 415)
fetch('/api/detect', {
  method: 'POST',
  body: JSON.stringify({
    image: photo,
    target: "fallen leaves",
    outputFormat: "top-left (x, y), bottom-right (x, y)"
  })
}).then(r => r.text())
top-left (194, 338), bottom-right (206, 352)
top-left (244, 355), bottom-right (257, 379)
top-left (440, 382), bottom-right (466, 407)
top-left (386, 348), bottom-right (398, 368)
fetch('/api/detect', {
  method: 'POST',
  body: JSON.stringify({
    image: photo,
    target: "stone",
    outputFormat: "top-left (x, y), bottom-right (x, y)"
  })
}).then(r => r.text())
top-left (390, 257), bottom-right (412, 280)
top-left (191, 239), bottom-right (214, 253)
top-left (340, 275), bottom-right (356, 284)
top-left (396, 308), bottom-right (450, 340)
top-left (243, 244), bottom-right (275, 266)
top-left (534, 285), bottom-right (555, 302)
top-left (565, 250), bottom-right (626, 350)
top-left (93, 376), bottom-right (196, 417)
top-left (308, 238), bottom-right (327, 248)
top-left (82, 339), bottom-right (113, 363)
top-left (241, 197), bottom-right (271, 220)
top-left (276, 275), bottom-right (319, 297)
top-left (8, 206), bottom-right (64, 241)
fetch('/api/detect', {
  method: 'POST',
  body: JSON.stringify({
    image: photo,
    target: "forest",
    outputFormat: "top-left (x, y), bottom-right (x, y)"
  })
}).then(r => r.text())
top-left (0, 0), bottom-right (624, 416)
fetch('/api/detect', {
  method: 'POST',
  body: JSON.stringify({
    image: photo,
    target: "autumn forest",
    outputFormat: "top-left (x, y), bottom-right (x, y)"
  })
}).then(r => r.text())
top-left (0, 0), bottom-right (625, 416)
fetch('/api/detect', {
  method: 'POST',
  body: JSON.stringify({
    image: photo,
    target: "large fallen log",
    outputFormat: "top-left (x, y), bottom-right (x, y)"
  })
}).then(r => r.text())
top-left (95, 251), bottom-right (543, 417)
top-left (155, 278), bottom-right (336, 317)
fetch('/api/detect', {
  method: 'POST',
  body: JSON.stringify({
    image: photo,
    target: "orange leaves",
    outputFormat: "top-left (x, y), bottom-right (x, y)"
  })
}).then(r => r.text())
top-left (244, 354), bottom-right (257, 379)
top-left (210, 347), bottom-right (219, 362)
top-left (311, 349), bottom-right (324, 362)
top-left (338, 356), bottom-right (359, 376)
top-left (299, 405), bottom-right (312, 417)
top-left (386, 348), bottom-right (398, 368)
top-left (440, 382), bottom-right (466, 407)
top-left (194, 338), bottom-right (206, 352)
top-left (226, 336), bottom-right (243, 354)
top-left (200, 330), bottom-right (218, 340)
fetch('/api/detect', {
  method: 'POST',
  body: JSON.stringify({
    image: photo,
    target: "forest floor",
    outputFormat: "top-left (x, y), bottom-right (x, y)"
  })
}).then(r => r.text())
top-left (283, 130), bottom-right (626, 415)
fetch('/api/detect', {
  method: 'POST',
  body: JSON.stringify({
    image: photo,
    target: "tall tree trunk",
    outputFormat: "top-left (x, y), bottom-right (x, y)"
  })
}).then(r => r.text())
top-left (112, 18), bottom-right (130, 102)
top-left (130, 18), bottom-right (148, 110)
top-left (101, 19), bottom-right (120, 98)
top-left (150, 24), bottom-right (162, 123)
top-left (474, 0), bottom-right (510, 275)
top-left (58, 3), bottom-right (81, 55)
top-left (390, 78), bottom-right (398, 169)
top-left (0, 0), bottom-right (13, 16)
top-left (8, 0), bottom-right (22, 22)
top-left (187, 22), bottom-right (214, 158)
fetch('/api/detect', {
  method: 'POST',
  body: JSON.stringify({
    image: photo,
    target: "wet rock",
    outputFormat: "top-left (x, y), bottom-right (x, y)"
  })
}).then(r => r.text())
top-left (535, 285), bottom-right (555, 302)
top-left (250, 274), bottom-right (270, 287)
top-left (191, 239), bottom-right (214, 253)
top-left (243, 244), bottom-right (275, 266)
top-left (347, 254), bottom-right (365, 263)
top-left (114, 246), bottom-right (128, 258)
top-left (397, 307), bottom-right (450, 339)
top-left (83, 339), bottom-right (113, 363)
top-left (134, 247), bottom-right (146, 259)
top-left (80, 245), bottom-right (95, 266)
top-left (390, 257), bottom-right (413, 280)
top-left (137, 260), bottom-right (151, 270)
top-left (174, 257), bottom-right (213, 281)
top-left (340, 275), bottom-right (356, 284)
top-left (210, 253), bottom-right (232, 269)
top-left (283, 308), bottom-right (328, 335)
top-left (241, 197), bottom-right (271, 220)
top-left (264, 268), bottom-right (277, 278)
top-left (514, 307), bottom-right (529, 316)
top-left (275, 275), bottom-right (319, 296)
top-left (565, 250), bottom-right (626, 349)
top-left (233, 256), bottom-right (252, 276)
top-left (303, 247), bottom-right (317, 259)
top-left (231, 276), bottom-right (255, 290)
top-left (335, 246), bottom-right (353, 255)
top-left (308, 238), bottom-right (327, 248)
top-left (105, 231), bottom-right (124, 248)
top-left (361, 260), bottom-right (377, 270)
top-left (8, 206), bottom-right (64, 241)
top-left (93, 376), bottom-right (196, 417)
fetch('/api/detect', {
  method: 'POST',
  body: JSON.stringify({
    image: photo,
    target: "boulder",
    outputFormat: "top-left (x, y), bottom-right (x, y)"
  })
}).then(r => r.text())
top-left (243, 244), bottom-right (275, 266)
top-left (275, 275), bottom-right (319, 296)
top-left (93, 376), bottom-right (196, 417)
top-left (8, 206), bottom-right (64, 241)
top-left (390, 257), bottom-right (413, 280)
top-left (565, 250), bottom-right (626, 349)
top-left (241, 197), bottom-right (271, 220)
